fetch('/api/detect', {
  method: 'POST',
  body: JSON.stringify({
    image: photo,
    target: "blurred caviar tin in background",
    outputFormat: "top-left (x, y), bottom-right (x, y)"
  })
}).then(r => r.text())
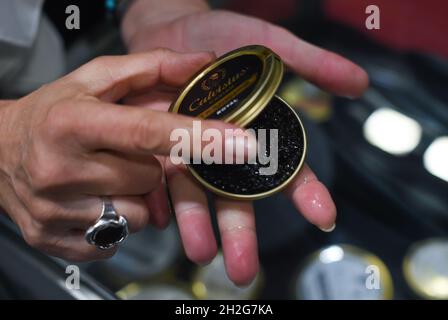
top-left (294, 244), bottom-right (393, 300)
top-left (403, 238), bottom-right (448, 300)
top-left (279, 75), bottom-right (332, 123)
top-left (191, 252), bottom-right (263, 300)
top-left (85, 223), bottom-right (182, 289)
top-left (117, 281), bottom-right (194, 300)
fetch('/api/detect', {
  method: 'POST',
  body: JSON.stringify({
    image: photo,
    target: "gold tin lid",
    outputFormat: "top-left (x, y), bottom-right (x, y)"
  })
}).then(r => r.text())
top-left (170, 45), bottom-right (284, 126)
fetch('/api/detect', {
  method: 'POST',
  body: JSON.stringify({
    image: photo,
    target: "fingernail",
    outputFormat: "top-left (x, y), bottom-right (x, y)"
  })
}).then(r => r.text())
top-left (319, 223), bottom-right (336, 233)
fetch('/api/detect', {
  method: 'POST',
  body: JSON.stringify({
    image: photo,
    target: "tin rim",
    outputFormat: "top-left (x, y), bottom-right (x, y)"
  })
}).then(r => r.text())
top-left (169, 45), bottom-right (284, 127)
top-left (186, 95), bottom-right (307, 200)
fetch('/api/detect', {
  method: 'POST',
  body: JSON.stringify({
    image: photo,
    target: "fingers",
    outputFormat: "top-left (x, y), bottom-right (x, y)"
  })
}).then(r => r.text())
top-left (98, 196), bottom-right (150, 234)
top-left (18, 195), bottom-right (150, 261)
top-left (176, 11), bottom-right (368, 98)
top-left (215, 198), bottom-right (259, 287)
top-left (165, 159), bottom-right (217, 265)
top-left (124, 88), bottom-right (177, 111)
top-left (73, 152), bottom-right (163, 196)
top-left (144, 180), bottom-right (171, 229)
top-left (30, 228), bottom-right (119, 262)
top-left (22, 222), bottom-right (117, 262)
top-left (284, 163), bottom-right (337, 231)
top-left (23, 195), bottom-right (149, 232)
top-left (262, 23), bottom-right (369, 98)
top-left (143, 155), bottom-right (171, 229)
top-left (21, 140), bottom-right (163, 195)
top-left (64, 49), bottom-right (215, 102)
top-left (46, 99), bottom-right (245, 158)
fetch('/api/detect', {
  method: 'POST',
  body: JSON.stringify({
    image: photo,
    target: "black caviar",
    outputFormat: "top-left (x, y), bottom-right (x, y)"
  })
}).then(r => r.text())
top-left (191, 96), bottom-right (304, 195)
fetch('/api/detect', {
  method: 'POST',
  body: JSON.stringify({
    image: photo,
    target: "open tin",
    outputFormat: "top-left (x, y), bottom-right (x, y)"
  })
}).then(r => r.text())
top-left (170, 45), bottom-right (307, 200)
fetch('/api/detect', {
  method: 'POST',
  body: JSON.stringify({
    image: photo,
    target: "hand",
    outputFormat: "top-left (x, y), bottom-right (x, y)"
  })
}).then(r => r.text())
top-left (124, 9), bottom-right (368, 97)
top-left (122, 8), bottom-right (368, 285)
top-left (0, 49), bottom-right (236, 261)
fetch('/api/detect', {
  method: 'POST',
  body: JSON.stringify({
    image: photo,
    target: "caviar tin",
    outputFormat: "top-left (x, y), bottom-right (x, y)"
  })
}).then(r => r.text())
top-left (170, 45), bottom-right (307, 200)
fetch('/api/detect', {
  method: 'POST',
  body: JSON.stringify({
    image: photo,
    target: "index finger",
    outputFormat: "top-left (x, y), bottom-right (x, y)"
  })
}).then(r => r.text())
top-left (60, 49), bottom-right (215, 102)
top-left (50, 99), bottom-right (248, 158)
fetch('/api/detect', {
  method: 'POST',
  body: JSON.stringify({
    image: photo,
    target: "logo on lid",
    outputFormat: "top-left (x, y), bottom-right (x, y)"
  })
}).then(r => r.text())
top-left (201, 68), bottom-right (226, 91)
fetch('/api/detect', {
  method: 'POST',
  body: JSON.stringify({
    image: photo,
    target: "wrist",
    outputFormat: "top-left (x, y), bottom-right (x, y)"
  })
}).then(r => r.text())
top-left (0, 100), bottom-right (14, 130)
top-left (0, 100), bottom-right (19, 167)
top-left (121, 0), bottom-right (210, 49)
top-left (0, 101), bottom-right (15, 200)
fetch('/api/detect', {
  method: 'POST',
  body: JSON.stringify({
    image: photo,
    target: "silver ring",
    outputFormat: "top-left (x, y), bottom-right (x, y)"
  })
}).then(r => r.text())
top-left (85, 197), bottom-right (129, 250)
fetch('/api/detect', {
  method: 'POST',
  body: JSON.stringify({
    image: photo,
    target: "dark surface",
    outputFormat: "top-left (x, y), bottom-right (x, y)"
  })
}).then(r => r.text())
top-left (0, 215), bottom-right (116, 300)
top-left (44, 0), bottom-right (107, 47)
top-left (191, 96), bottom-right (304, 195)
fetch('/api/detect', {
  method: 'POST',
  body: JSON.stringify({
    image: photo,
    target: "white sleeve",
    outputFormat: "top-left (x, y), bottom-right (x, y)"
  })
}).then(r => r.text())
top-left (0, 0), bottom-right (65, 97)
top-left (0, 0), bottom-right (44, 47)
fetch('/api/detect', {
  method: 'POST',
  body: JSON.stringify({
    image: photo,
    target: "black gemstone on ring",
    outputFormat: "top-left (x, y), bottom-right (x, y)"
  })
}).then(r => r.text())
top-left (93, 224), bottom-right (126, 248)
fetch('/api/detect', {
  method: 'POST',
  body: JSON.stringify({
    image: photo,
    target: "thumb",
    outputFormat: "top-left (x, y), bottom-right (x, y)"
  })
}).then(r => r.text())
top-left (61, 49), bottom-right (215, 102)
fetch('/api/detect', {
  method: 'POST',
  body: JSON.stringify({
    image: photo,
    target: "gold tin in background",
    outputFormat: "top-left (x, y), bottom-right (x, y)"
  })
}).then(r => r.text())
top-left (117, 281), bottom-right (195, 300)
top-left (191, 252), bottom-right (263, 300)
top-left (85, 223), bottom-right (182, 289)
top-left (403, 238), bottom-right (448, 300)
top-left (294, 244), bottom-right (394, 300)
top-left (170, 45), bottom-right (307, 200)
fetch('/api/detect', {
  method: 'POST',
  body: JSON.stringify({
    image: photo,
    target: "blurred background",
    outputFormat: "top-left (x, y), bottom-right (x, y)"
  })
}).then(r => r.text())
top-left (0, 0), bottom-right (447, 300)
